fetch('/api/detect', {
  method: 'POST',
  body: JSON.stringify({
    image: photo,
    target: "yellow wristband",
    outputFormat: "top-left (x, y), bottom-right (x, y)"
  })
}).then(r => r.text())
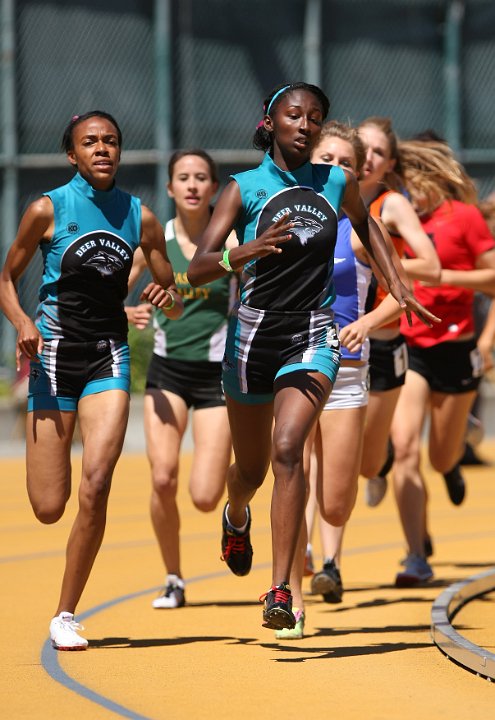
top-left (163, 289), bottom-right (175, 310)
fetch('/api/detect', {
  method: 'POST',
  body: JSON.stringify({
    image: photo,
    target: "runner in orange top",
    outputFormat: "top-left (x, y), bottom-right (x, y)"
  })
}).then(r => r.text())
top-left (357, 117), bottom-right (441, 508)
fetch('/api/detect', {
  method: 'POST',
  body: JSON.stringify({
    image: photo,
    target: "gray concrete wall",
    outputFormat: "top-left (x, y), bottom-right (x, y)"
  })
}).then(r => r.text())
top-left (0, 393), bottom-right (194, 457)
top-left (2, 381), bottom-right (495, 458)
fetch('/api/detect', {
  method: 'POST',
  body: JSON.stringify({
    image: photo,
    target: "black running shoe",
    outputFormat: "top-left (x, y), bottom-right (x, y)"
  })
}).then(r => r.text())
top-left (380, 437), bottom-right (395, 477)
top-left (260, 582), bottom-right (296, 630)
top-left (442, 463), bottom-right (466, 505)
top-left (460, 443), bottom-right (487, 466)
top-left (311, 559), bottom-right (343, 603)
top-left (220, 503), bottom-right (253, 576)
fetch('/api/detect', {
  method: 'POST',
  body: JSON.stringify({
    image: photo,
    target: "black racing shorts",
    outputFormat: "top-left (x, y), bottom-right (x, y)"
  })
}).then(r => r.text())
top-left (28, 338), bottom-right (130, 411)
top-left (369, 334), bottom-right (408, 392)
top-left (222, 302), bottom-right (340, 404)
top-left (407, 338), bottom-right (483, 394)
top-left (145, 354), bottom-right (225, 409)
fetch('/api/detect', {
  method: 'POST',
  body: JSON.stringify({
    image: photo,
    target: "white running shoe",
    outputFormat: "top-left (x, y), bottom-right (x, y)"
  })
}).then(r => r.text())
top-left (365, 475), bottom-right (388, 507)
top-left (395, 554), bottom-right (433, 588)
top-left (49, 612), bottom-right (88, 651)
top-left (152, 575), bottom-right (185, 609)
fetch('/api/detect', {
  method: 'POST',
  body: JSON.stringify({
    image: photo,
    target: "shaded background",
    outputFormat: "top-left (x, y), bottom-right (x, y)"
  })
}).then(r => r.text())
top-left (1, 0), bottom-right (494, 373)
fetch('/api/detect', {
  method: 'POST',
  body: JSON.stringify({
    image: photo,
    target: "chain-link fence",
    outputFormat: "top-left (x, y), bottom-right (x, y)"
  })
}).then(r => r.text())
top-left (1, 0), bottom-right (495, 377)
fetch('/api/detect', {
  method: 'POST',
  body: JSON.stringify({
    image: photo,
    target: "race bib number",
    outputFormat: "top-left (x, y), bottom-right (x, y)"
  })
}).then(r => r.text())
top-left (393, 342), bottom-right (409, 378)
top-left (470, 347), bottom-right (483, 378)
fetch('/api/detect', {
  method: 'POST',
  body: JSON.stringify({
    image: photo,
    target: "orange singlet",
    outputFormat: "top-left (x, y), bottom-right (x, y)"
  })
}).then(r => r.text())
top-left (368, 189), bottom-right (405, 330)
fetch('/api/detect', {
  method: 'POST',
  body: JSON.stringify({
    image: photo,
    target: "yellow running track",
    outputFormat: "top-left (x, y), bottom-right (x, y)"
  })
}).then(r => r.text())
top-left (1, 445), bottom-right (494, 719)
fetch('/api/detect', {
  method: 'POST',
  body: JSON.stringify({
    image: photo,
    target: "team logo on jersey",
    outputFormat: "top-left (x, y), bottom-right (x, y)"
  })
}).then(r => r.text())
top-left (256, 189), bottom-right (267, 198)
top-left (29, 366), bottom-right (41, 382)
top-left (62, 230), bottom-right (131, 279)
top-left (290, 216), bottom-right (323, 246)
top-left (67, 222), bottom-right (79, 234)
top-left (257, 186), bottom-right (335, 253)
top-left (83, 251), bottom-right (125, 277)
top-left (96, 340), bottom-right (109, 352)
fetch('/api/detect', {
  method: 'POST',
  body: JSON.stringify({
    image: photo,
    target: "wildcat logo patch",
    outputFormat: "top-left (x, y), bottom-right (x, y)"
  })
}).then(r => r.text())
top-left (83, 251), bottom-right (125, 277)
top-left (290, 216), bottom-right (323, 246)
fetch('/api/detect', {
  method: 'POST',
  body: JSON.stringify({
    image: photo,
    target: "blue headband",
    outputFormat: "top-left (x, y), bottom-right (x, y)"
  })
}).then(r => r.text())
top-left (265, 85), bottom-right (291, 116)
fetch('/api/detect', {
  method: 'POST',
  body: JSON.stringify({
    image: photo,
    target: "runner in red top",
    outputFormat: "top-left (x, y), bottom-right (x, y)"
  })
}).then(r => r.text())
top-left (391, 139), bottom-right (495, 587)
top-left (402, 199), bottom-right (494, 346)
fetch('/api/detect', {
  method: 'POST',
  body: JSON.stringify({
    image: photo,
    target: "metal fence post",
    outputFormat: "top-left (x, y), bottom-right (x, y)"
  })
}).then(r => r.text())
top-left (444, 0), bottom-right (465, 152)
top-left (304, 0), bottom-right (322, 88)
top-left (154, 0), bottom-right (173, 225)
top-left (1, 0), bottom-right (18, 374)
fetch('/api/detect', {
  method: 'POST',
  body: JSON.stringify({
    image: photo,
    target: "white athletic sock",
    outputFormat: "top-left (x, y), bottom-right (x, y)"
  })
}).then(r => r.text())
top-left (225, 504), bottom-right (249, 534)
top-left (166, 574), bottom-right (184, 588)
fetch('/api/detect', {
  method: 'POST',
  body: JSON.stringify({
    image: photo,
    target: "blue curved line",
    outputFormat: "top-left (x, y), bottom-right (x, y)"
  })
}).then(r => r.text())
top-left (41, 586), bottom-right (159, 720)
top-left (41, 527), bottom-right (495, 718)
top-left (41, 567), bottom-right (270, 720)
top-left (41, 638), bottom-right (152, 720)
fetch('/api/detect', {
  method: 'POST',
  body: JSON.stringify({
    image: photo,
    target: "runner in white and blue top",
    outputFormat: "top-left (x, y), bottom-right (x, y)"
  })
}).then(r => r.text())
top-left (332, 215), bottom-right (373, 364)
top-left (304, 120), bottom-right (421, 615)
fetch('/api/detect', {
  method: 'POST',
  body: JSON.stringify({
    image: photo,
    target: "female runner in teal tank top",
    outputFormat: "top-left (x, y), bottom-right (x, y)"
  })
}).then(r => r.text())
top-left (127, 150), bottom-right (237, 609)
top-left (0, 112), bottom-right (182, 650)
top-left (187, 82), bottom-right (438, 632)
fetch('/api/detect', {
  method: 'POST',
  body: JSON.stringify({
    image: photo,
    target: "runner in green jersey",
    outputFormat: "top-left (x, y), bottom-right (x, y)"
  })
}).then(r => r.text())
top-left (127, 150), bottom-right (237, 608)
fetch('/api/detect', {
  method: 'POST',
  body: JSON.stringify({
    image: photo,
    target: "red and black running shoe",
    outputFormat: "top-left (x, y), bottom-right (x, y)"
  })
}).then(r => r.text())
top-left (220, 503), bottom-right (253, 576)
top-left (260, 582), bottom-right (296, 630)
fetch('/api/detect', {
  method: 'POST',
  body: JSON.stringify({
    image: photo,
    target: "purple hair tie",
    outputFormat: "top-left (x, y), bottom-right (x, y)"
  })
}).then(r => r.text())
top-left (71, 115), bottom-right (80, 122)
top-left (256, 120), bottom-right (264, 129)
